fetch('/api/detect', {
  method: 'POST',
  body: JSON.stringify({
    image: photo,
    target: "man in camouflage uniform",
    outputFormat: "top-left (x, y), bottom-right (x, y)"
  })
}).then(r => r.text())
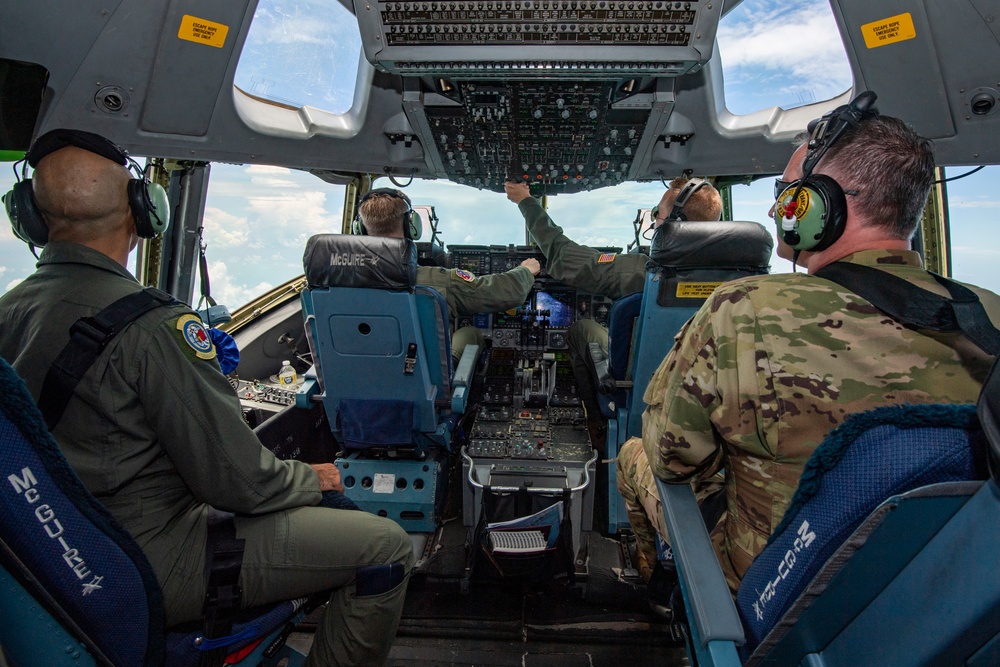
top-left (504, 178), bottom-right (723, 430)
top-left (618, 110), bottom-right (1000, 592)
top-left (359, 189), bottom-right (539, 361)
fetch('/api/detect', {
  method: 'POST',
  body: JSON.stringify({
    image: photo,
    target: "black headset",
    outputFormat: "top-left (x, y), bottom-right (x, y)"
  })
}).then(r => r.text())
top-left (664, 177), bottom-right (709, 222)
top-left (773, 91), bottom-right (878, 252)
top-left (352, 187), bottom-right (421, 240)
top-left (3, 128), bottom-right (169, 249)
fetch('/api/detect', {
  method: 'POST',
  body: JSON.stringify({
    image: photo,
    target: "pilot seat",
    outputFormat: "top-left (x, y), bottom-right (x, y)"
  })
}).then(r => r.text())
top-left (593, 219), bottom-right (773, 533)
top-left (298, 234), bottom-right (478, 534)
top-left (0, 355), bottom-right (320, 667)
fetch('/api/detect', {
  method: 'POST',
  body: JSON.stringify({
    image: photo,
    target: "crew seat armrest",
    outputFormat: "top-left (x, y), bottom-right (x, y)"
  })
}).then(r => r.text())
top-left (451, 344), bottom-right (480, 414)
top-left (295, 365), bottom-right (321, 409)
top-left (655, 477), bottom-right (745, 654)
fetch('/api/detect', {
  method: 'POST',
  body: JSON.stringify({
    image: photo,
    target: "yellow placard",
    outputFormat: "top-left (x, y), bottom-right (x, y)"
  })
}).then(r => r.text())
top-left (676, 282), bottom-right (723, 299)
top-left (178, 15), bottom-right (229, 49)
top-left (860, 13), bottom-right (916, 49)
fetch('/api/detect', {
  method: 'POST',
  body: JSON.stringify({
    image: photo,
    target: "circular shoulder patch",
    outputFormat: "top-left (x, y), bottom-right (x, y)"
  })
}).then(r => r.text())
top-left (454, 268), bottom-right (476, 282)
top-left (175, 314), bottom-right (217, 360)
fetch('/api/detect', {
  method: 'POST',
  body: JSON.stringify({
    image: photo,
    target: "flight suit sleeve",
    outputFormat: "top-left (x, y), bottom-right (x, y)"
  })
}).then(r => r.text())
top-left (640, 299), bottom-right (725, 483)
top-left (446, 266), bottom-right (535, 315)
top-left (136, 310), bottom-right (321, 514)
top-left (518, 197), bottom-right (646, 299)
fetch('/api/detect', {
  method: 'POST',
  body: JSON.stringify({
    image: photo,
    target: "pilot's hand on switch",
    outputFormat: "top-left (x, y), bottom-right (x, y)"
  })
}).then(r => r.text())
top-left (505, 181), bottom-right (532, 203)
top-left (520, 258), bottom-right (541, 276)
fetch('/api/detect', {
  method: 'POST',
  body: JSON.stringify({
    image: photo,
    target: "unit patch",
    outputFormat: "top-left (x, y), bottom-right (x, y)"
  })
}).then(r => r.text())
top-left (597, 253), bottom-right (617, 263)
top-left (455, 269), bottom-right (476, 282)
top-left (175, 314), bottom-right (217, 360)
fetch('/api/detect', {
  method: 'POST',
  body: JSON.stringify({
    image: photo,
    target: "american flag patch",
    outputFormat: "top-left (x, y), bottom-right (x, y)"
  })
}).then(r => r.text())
top-left (597, 253), bottom-right (616, 263)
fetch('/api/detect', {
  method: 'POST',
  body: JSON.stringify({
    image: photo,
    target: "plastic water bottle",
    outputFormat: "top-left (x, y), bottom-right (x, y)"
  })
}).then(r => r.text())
top-left (278, 360), bottom-right (297, 386)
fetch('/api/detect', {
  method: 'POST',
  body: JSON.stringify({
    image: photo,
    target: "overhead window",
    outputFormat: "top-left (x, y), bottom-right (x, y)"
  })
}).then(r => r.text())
top-left (234, 0), bottom-right (362, 114)
top-left (716, 0), bottom-right (854, 115)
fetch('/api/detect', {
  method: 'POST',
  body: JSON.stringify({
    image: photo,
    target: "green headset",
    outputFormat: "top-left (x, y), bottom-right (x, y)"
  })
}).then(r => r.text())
top-left (773, 91), bottom-right (878, 252)
top-left (352, 187), bottom-right (421, 240)
top-left (3, 128), bottom-right (169, 249)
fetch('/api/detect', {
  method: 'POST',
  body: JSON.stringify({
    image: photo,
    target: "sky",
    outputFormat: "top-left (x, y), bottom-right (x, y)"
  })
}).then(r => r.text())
top-left (1, 0), bottom-right (998, 306)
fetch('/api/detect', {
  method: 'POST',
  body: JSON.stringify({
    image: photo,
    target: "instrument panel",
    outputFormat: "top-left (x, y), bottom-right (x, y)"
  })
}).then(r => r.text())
top-left (449, 244), bottom-right (614, 348)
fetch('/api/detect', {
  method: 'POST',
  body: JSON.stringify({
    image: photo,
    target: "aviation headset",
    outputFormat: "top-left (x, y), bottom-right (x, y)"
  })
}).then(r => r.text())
top-left (3, 128), bottom-right (169, 249)
top-left (773, 91), bottom-right (878, 252)
top-left (352, 187), bottom-right (421, 240)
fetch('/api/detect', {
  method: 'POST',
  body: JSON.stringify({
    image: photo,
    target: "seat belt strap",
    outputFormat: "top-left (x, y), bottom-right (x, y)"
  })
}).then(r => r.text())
top-left (38, 287), bottom-right (178, 429)
top-left (814, 263), bottom-right (1000, 356)
top-left (201, 507), bottom-right (245, 641)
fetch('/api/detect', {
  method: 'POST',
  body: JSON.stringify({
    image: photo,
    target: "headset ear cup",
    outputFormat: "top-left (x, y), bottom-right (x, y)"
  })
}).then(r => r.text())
top-left (404, 210), bottom-right (421, 241)
top-left (126, 179), bottom-right (169, 239)
top-left (802, 174), bottom-right (847, 252)
top-left (352, 215), bottom-right (367, 235)
top-left (144, 181), bottom-right (170, 237)
top-left (774, 176), bottom-right (847, 252)
top-left (5, 179), bottom-right (49, 247)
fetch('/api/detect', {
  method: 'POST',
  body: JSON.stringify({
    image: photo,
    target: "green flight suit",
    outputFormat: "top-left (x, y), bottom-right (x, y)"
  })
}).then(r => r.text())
top-left (417, 264), bottom-right (535, 361)
top-left (517, 196), bottom-right (647, 423)
top-left (617, 249), bottom-right (1000, 592)
top-left (0, 242), bottom-right (413, 666)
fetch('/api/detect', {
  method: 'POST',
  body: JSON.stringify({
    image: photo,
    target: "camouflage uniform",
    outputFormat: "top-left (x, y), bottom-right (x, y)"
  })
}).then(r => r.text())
top-left (417, 264), bottom-right (534, 361)
top-left (618, 249), bottom-right (1000, 591)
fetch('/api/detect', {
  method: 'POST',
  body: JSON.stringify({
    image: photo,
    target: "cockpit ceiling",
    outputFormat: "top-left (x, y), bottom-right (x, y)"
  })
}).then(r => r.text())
top-left (1, 0), bottom-right (999, 193)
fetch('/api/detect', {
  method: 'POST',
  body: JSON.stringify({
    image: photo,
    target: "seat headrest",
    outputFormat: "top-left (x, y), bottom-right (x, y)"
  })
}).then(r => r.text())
top-left (303, 234), bottom-right (417, 289)
top-left (650, 220), bottom-right (774, 269)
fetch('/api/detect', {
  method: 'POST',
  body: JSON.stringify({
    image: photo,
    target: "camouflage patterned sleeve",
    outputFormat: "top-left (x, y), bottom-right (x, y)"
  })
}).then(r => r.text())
top-left (640, 301), bottom-right (726, 483)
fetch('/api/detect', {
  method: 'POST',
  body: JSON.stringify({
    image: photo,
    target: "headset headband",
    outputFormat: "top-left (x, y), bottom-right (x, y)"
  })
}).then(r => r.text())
top-left (26, 128), bottom-right (130, 169)
top-left (801, 91), bottom-right (878, 176)
top-left (668, 178), bottom-right (709, 221)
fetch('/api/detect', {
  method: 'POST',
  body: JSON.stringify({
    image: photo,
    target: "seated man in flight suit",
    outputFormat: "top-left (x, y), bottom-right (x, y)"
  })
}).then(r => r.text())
top-left (618, 98), bottom-right (1000, 598)
top-left (357, 187), bottom-right (541, 362)
top-left (503, 177), bottom-right (723, 436)
top-left (0, 128), bottom-right (413, 667)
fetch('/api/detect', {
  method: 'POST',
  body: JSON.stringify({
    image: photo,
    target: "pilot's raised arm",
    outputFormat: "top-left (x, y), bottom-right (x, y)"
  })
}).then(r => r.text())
top-left (505, 180), bottom-right (646, 299)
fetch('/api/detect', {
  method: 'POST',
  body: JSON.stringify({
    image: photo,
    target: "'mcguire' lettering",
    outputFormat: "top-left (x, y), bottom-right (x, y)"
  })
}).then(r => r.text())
top-left (329, 253), bottom-right (379, 267)
top-left (7, 466), bottom-right (103, 596)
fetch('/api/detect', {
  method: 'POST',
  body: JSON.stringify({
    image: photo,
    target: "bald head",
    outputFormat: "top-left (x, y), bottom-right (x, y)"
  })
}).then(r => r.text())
top-left (32, 145), bottom-right (134, 244)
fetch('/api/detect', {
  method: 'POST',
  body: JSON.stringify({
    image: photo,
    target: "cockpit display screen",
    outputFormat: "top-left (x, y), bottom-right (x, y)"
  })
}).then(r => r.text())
top-left (535, 291), bottom-right (574, 328)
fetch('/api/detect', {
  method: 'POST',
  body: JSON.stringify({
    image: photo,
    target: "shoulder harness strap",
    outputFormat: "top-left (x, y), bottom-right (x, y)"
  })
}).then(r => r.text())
top-left (38, 287), bottom-right (178, 430)
top-left (814, 262), bottom-right (1000, 356)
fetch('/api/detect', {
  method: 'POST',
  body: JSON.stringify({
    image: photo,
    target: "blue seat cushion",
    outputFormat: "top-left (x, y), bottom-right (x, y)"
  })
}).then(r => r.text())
top-left (737, 403), bottom-right (984, 652)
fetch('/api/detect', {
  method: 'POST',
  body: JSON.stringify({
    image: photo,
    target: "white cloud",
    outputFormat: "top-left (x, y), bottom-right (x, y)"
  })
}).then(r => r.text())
top-left (4, 278), bottom-right (23, 292)
top-left (203, 207), bottom-right (251, 249)
top-left (717, 0), bottom-right (853, 104)
top-left (196, 260), bottom-right (274, 310)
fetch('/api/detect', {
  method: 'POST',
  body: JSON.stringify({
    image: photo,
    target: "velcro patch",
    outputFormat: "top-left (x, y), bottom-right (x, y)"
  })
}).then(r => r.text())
top-left (455, 269), bottom-right (476, 282)
top-left (175, 314), bottom-right (217, 360)
top-left (597, 253), bottom-right (616, 263)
